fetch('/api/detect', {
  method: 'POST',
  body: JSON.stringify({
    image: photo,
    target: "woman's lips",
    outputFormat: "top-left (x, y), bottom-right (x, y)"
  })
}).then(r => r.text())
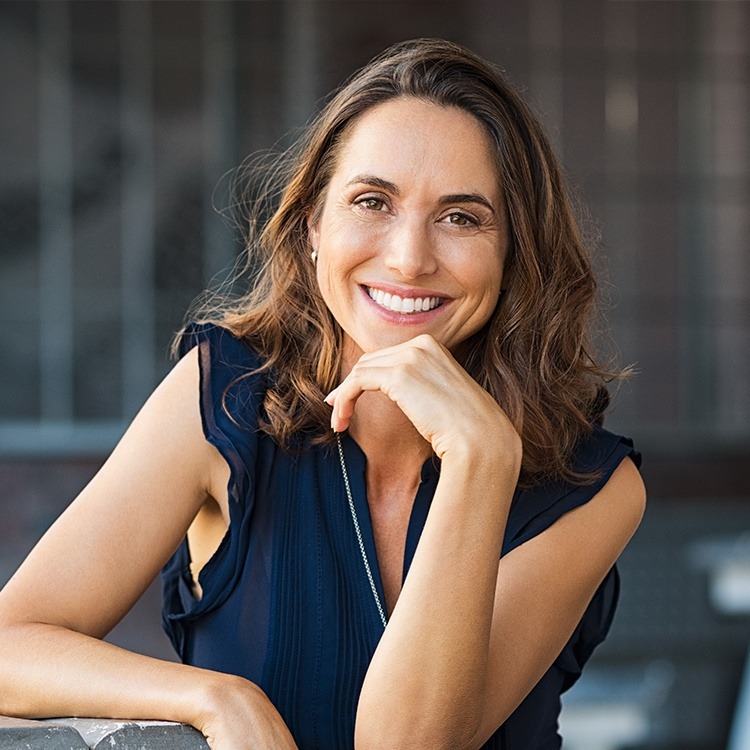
top-left (359, 284), bottom-right (451, 320)
top-left (365, 285), bottom-right (444, 314)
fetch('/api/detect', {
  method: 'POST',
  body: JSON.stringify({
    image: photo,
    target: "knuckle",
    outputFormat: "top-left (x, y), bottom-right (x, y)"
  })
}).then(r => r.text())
top-left (417, 333), bottom-right (437, 347)
top-left (402, 348), bottom-right (421, 367)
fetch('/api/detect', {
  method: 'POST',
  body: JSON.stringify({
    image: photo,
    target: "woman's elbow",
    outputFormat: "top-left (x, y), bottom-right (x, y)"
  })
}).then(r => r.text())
top-left (354, 707), bottom-right (481, 750)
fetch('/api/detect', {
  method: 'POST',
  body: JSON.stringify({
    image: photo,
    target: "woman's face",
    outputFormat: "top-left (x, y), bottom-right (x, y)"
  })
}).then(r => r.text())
top-left (309, 97), bottom-right (508, 371)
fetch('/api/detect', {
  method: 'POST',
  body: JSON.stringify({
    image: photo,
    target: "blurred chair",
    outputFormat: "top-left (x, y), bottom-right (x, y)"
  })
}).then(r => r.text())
top-left (689, 534), bottom-right (750, 750)
top-left (560, 499), bottom-right (750, 750)
top-left (728, 648), bottom-right (750, 750)
top-left (560, 660), bottom-right (675, 750)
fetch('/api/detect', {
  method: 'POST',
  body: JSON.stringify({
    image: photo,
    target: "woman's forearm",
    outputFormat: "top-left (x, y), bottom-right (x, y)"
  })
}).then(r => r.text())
top-left (355, 443), bottom-right (519, 750)
top-left (0, 620), bottom-right (220, 727)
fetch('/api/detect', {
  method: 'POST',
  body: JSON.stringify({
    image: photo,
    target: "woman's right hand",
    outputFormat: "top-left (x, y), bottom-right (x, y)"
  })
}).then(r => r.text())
top-left (195, 675), bottom-right (298, 750)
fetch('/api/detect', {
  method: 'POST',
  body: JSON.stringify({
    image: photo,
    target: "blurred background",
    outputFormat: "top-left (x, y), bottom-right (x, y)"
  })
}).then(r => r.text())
top-left (1, 1), bottom-right (748, 748)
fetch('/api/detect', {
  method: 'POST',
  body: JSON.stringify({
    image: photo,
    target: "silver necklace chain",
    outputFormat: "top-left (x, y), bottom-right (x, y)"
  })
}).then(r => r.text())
top-left (335, 433), bottom-right (388, 629)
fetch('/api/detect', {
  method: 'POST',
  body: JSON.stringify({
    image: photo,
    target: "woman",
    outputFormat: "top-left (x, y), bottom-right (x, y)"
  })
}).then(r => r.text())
top-left (0, 39), bottom-right (645, 750)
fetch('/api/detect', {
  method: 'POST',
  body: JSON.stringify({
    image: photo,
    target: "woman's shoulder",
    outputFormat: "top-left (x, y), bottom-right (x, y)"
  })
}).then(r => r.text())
top-left (178, 320), bottom-right (266, 372)
top-left (569, 423), bottom-right (641, 476)
top-left (176, 320), bottom-right (271, 459)
top-left (503, 424), bottom-right (642, 555)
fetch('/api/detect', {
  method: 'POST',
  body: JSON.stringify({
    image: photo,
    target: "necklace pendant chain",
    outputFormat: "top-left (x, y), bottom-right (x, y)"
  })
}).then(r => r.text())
top-left (335, 434), bottom-right (388, 629)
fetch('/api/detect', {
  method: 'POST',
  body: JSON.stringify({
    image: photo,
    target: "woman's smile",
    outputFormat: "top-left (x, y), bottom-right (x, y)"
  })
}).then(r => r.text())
top-left (361, 283), bottom-right (451, 318)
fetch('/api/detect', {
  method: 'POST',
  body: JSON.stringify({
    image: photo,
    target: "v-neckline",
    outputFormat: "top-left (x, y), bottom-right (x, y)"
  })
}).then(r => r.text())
top-left (338, 432), bottom-right (440, 619)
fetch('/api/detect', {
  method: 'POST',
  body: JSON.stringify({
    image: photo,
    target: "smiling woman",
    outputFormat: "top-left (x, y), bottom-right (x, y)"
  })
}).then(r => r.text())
top-left (0, 38), bottom-right (645, 750)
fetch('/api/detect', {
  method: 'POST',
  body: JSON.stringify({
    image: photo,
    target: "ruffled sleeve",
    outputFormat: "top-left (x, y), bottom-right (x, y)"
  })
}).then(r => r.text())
top-left (161, 321), bottom-right (268, 658)
top-left (502, 426), bottom-right (642, 691)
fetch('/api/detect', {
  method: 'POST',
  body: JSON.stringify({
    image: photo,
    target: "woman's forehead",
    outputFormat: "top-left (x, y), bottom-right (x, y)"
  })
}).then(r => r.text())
top-left (330, 98), bottom-right (502, 202)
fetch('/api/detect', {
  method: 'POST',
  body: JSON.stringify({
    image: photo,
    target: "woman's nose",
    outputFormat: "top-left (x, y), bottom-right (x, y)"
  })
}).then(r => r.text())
top-left (384, 218), bottom-right (438, 279)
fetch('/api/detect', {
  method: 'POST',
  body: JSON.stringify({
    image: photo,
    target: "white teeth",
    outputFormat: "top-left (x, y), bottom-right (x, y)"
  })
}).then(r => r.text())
top-left (366, 287), bottom-right (443, 314)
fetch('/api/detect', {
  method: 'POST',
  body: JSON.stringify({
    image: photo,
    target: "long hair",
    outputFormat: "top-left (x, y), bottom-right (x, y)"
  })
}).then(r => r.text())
top-left (176, 38), bottom-right (626, 485)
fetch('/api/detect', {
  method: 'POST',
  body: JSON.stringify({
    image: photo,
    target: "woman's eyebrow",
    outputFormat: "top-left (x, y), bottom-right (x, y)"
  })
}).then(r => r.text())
top-left (438, 194), bottom-right (496, 214)
top-left (345, 175), bottom-right (399, 194)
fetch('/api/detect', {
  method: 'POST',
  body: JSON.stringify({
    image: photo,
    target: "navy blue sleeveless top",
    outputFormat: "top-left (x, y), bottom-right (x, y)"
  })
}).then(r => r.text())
top-left (162, 322), bottom-right (641, 750)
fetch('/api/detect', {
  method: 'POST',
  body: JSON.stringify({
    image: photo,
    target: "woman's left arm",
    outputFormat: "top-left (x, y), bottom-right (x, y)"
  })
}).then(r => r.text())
top-left (326, 335), bottom-right (646, 750)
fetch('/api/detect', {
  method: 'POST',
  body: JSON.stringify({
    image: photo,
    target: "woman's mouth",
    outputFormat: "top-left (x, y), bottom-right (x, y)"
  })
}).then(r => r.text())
top-left (365, 286), bottom-right (445, 314)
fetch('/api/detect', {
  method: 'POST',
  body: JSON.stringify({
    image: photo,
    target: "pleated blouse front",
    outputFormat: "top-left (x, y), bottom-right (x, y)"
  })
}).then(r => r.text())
top-left (162, 322), bottom-right (641, 750)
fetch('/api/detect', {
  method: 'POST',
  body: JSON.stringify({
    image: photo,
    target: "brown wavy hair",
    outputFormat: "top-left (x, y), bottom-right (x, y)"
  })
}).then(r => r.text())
top-left (175, 38), bottom-right (626, 485)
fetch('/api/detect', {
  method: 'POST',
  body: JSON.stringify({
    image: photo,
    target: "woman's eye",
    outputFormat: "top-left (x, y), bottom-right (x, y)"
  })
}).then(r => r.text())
top-left (444, 212), bottom-right (477, 227)
top-left (355, 197), bottom-right (386, 211)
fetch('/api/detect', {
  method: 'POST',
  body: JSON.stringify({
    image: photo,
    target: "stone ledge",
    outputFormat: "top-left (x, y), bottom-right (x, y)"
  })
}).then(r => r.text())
top-left (0, 716), bottom-right (87, 750)
top-left (0, 716), bottom-right (209, 749)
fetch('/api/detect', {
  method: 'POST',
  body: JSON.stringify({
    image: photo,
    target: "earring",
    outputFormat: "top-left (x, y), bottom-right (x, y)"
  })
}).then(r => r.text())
top-left (311, 250), bottom-right (318, 264)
